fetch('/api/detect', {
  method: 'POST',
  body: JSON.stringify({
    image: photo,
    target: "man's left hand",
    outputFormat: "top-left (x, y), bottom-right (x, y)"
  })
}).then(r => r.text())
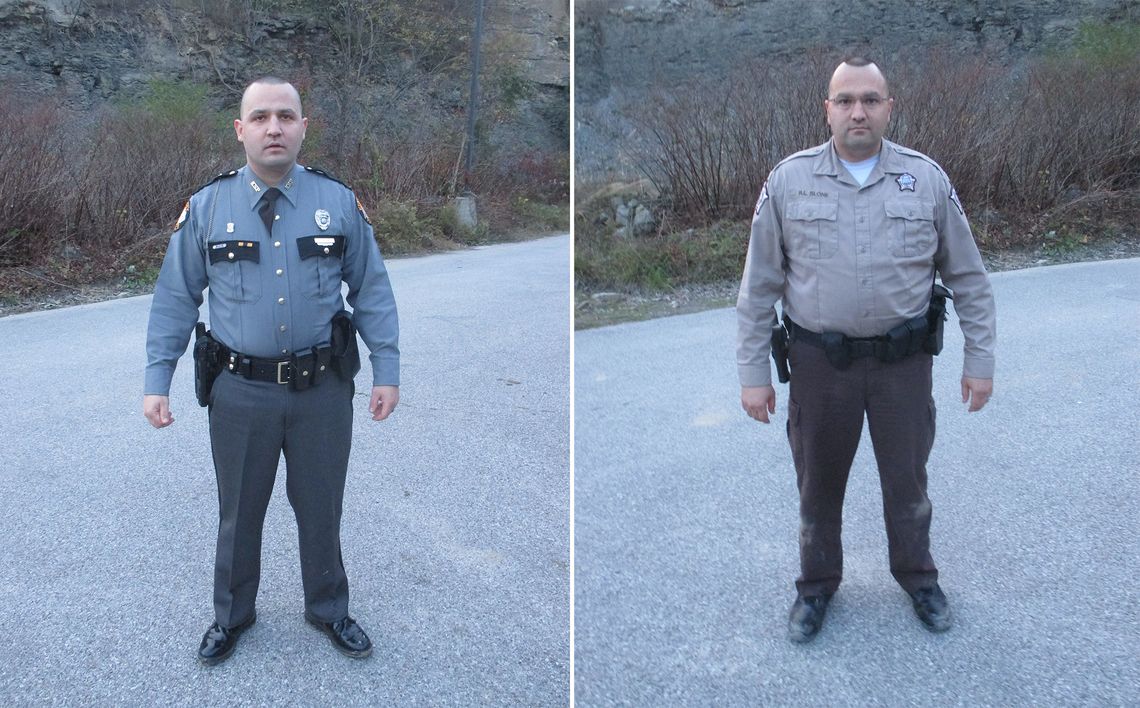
top-left (961, 376), bottom-right (993, 412)
top-left (369, 385), bottom-right (399, 421)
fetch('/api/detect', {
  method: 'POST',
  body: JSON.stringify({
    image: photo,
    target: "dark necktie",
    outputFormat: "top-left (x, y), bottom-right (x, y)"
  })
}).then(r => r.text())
top-left (258, 187), bottom-right (281, 233)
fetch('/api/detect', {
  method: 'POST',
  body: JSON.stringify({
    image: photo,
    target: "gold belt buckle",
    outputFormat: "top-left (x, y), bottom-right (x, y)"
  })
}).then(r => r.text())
top-left (276, 360), bottom-right (290, 385)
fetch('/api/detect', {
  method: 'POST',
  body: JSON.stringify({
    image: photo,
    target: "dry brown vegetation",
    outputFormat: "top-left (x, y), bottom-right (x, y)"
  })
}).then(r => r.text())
top-left (0, 87), bottom-right (567, 302)
top-left (577, 33), bottom-right (1140, 292)
top-left (636, 46), bottom-right (1139, 235)
top-left (0, 0), bottom-right (568, 307)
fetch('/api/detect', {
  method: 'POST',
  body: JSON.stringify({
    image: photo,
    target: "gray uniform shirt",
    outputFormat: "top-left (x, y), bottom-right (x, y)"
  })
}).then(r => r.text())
top-left (145, 163), bottom-right (399, 395)
top-left (737, 138), bottom-right (996, 387)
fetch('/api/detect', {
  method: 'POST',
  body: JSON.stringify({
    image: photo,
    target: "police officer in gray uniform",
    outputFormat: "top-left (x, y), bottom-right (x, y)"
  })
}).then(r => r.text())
top-left (737, 58), bottom-right (996, 643)
top-left (143, 77), bottom-right (399, 665)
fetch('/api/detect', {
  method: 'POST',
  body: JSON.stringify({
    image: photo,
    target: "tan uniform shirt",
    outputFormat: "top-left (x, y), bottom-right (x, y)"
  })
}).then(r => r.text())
top-left (737, 138), bottom-right (996, 387)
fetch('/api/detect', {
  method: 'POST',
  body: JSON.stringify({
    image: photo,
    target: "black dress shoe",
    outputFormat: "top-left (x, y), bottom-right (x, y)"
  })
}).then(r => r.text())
top-left (197, 612), bottom-right (256, 666)
top-left (909, 584), bottom-right (952, 632)
top-left (305, 612), bottom-right (373, 658)
top-left (788, 594), bottom-right (831, 643)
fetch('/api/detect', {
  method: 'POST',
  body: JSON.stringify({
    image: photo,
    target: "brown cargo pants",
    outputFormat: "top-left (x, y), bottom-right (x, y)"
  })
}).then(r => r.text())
top-left (786, 338), bottom-right (939, 598)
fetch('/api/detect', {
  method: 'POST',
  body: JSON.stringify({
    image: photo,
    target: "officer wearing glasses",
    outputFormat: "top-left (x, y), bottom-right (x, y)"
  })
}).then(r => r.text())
top-left (737, 57), bottom-right (996, 642)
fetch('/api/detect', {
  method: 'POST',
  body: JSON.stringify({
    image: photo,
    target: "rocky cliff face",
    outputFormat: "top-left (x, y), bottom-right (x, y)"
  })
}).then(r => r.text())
top-left (493, 0), bottom-right (569, 87)
top-left (575, 0), bottom-right (1137, 181)
top-left (0, 0), bottom-right (568, 152)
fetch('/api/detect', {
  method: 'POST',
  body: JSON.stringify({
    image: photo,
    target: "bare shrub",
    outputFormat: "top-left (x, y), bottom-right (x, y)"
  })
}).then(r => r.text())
top-left (889, 48), bottom-right (1010, 210)
top-left (67, 106), bottom-right (229, 264)
top-left (336, 135), bottom-right (460, 205)
top-left (999, 56), bottom-right (1140, 215)
top-left (629, 46), bottom-right (1140, 234)
top-left (0, 93), bottom-right (70, 266)
top-left (631, 55), bottom-right (831, 224)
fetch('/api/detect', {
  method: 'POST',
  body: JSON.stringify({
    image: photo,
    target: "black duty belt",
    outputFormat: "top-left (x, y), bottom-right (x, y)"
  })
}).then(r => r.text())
top-left (785, 315), bottom-right (929, 370)
top-left (222, 345), bottom-right (333, 390)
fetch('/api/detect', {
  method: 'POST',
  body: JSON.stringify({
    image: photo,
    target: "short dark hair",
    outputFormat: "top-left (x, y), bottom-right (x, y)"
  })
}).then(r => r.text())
top-left (245, 75), bottom-right (291, 90)
top-left (835, 56), bottom-right (889, 95)
top-left (239, 76), bottom-right (303, 118)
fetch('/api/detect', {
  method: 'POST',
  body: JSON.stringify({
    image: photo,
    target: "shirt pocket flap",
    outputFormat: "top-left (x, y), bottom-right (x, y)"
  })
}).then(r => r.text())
top-left (884, 200), bottom-right (934, 221)
top-left (298, 235), bottom-right (345, 259)
top-left (207, 240), bottom-right (260, 264)
top-left (786, 201), bottom-right (838, 222)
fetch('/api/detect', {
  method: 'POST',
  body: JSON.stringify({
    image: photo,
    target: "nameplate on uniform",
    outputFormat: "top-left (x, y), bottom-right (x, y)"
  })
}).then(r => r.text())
top-left (297, 235), bottom-right (345, 260)
top-left (208, 240), bottom-right (260, 264)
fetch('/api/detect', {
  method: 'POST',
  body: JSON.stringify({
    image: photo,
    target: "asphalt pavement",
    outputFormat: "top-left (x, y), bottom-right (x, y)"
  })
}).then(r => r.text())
top-left (575, 257), bottom-right (1140, 706)
top-left (0, 235), bottom-right (570, 706)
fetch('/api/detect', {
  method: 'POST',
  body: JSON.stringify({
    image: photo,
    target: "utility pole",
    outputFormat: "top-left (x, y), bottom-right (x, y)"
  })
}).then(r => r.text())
top-left (463, 0), bottom-right (485, 186)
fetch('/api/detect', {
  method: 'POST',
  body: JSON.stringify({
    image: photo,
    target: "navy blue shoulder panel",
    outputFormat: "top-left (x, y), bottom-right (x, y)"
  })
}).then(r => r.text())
top-left (304, 165), bottom-right (353, 191)
top-left (191, 168), bottom-right (241, 196)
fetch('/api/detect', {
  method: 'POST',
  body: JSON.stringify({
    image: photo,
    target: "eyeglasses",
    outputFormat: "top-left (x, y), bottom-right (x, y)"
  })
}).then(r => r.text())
top-left (828, 96), bottom-right (889, 110)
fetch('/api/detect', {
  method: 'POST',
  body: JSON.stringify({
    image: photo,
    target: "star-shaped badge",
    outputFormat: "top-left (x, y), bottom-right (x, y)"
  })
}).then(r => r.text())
top-left (896, 173), bottom-right (917, 192)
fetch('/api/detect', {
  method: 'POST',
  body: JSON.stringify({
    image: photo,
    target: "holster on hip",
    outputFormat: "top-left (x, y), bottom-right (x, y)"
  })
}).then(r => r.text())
top-left (329, 310), bottom-right (361, 382)
top-left (193, 322), bottom-right (224, 407)
top-left (771, 317), bottom-right (791, 384)
top-left (923, 283), bottom-right (953, 356)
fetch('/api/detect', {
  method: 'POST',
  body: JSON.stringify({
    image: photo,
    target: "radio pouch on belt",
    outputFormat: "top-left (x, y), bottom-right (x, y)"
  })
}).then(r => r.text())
top-left (924, 283), bottom-right (953, 356)
top-left (193, 322), bottom-right (224, 407)
top-left (330, 310), bottom-right (361, 382)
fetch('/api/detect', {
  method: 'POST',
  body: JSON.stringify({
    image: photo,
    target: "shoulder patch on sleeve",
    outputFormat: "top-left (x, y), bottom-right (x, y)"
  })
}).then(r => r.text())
top-left (949, 186), bottom-right (965, 216)
top-left (355, 196), bottom-right (371, 224)
top-left (754, 181), bottom-right (769, 215)
top-left (172, 200), bottom-right (190, 232)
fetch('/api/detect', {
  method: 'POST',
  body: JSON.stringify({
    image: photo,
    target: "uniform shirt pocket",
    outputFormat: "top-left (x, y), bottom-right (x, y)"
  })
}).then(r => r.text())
top-left (785, 200), bottom-right (839, 259)
top-left (884, 199), bottom-right (936, 257)
top-left (297, 235), bottom-right (345, 297)
top-left (206, 239), bottom-right (262, 304)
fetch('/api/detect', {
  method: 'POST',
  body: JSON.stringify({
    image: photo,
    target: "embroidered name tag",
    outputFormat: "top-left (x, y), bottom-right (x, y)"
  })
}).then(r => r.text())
top-left (207, 240), bottom-right (260, 264)
top-left (298, 235), bottom-right (345, 259)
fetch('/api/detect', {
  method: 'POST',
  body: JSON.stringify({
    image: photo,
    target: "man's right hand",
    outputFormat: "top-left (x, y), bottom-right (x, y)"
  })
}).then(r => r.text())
top-left (742, 385), bottom-right (777, 424)
top-left (143, 395), bottom-right (174, 429)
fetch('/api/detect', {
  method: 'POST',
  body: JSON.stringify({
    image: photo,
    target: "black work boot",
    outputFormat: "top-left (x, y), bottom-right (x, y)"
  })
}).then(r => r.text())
top-left (909, 584), bottom-right (952, 632)
top-left (788, 594), bottom-right (831, 643)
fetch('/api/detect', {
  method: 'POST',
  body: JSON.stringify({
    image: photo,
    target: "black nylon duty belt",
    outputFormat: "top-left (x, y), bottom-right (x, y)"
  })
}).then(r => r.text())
top-left (223, 345), bottom-right (333, 388)
top-left (785, 315), bottom-right (929, 367)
